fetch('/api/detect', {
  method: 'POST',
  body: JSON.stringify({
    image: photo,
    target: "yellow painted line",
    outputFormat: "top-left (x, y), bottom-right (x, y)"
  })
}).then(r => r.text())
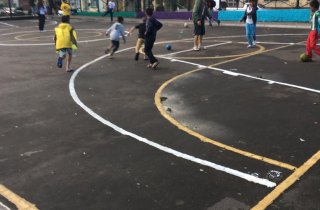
top-left (168, 43), bottom-right (263, 60)
top-left (155, 43), bottom-right (298, 171)
top-left (169, 54), bottom-right (247, 60)
top-left (0, 184), bottom-right (38, 210)
top-left (251, 150), bottom-right (320, 210)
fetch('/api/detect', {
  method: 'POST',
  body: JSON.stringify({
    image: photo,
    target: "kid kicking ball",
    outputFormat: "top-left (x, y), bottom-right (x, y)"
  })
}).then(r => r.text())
top-left (165, 44), bottom-right (172, 51)
top-left (183, 22), bottom-right (188, 28)
top-left (300, 53), bottom-right (310, 62)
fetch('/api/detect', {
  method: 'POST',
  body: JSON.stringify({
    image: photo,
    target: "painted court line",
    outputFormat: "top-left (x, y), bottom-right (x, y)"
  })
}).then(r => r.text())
top-left (155, 43), bottom-right (315, 171)
top-left (0, 22), bottom-right (18, 28)
top-left (0, 202), bottom-right (11, 210)
top-left (161, 42), bottom-right (232, 57)
top-left (68, 47), bottom-right (276, 188)
top-left (164, 57), bottom-right (320, 94)
top-left (251, 151), bottom-right (320, 210)
top-left (0, 184), bottom-right (38, 210)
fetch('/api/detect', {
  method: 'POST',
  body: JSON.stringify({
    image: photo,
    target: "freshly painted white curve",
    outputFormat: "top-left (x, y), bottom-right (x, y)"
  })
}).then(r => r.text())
top-left (68, 47), bottom-right (276, 188)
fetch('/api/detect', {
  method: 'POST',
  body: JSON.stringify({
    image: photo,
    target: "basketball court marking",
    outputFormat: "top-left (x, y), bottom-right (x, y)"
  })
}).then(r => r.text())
top-left (68, 46), bottom-right (277, 188)
top-left (155, 41), bottom-right (320, 172)
top-left (0, 201), bottom-right (11, 210)
top-left (14, 31), bottom-right (103, 41)
top-left (0, 184), bottom-right (38, 210)
top-left (156, 41), bottom-right (320, 209)
top-left (161, 41), bottom-right (232, 57)
top-left (166, 42), bottom-right (264, 60)
top-left (252, 151), bottom-right (320, 210)
top-left (0, 33), bottom-right (313, 209)
top-left (0, 22), bottom-right (18, 28)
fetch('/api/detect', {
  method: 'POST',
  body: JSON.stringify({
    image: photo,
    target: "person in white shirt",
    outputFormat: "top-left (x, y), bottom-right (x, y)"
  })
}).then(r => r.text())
top-left (240, 0), bottom-right (258, 48)
top-left (102, 0), bottom-right (116, 22)
top-left (37, 0), bottom-right (47, 31)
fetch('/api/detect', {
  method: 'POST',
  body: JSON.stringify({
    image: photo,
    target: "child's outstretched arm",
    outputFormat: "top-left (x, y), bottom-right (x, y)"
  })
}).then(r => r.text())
top-left (128, 26), bottom-right (135, 35)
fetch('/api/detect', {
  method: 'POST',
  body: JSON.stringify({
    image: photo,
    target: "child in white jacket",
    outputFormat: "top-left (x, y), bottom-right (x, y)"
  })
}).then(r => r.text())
top-left (105, 16), bottom-right (126, 58)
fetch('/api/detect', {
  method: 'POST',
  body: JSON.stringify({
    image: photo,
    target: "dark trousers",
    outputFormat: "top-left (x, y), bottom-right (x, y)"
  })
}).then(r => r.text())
top-left (145, 37), bottom-right (157, 64)
top-left (102, 8), bottom-right (113, 21)
top-left (38, 15), bottom-right (45, 31)
top-left (111, 40), bottom-right (119, 53)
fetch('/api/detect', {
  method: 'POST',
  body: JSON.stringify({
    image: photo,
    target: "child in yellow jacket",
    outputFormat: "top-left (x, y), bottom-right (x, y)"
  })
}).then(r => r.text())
top-left (54, 16), bottom-right (77, 72)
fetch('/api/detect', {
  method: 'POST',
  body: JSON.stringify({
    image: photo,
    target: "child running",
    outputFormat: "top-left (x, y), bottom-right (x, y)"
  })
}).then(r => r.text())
top-left (128, 16), bottom-right (147, 61)
top-left (145, 8), bottom-right (162, 69)
top-left (240, 0), bottom-right (258, 48)
top-left (54, 15), bottom-right (78, 72)
top-left (304, 0), bottom-right (320, 61)
top-left (105, 16), bottom-right (126, 58)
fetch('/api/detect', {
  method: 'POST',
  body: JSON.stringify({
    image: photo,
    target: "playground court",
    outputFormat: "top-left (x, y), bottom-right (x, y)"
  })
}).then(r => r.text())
top-left (0, 17), bottom-right (319, 210)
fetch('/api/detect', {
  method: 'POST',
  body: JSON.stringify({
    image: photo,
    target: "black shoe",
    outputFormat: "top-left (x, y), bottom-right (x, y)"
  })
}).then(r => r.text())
top-left (134, 53), bottom-right (139, 61)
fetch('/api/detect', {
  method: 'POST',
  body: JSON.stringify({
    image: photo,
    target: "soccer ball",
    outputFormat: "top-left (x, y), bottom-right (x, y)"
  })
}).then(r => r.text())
top-left (183, 22), bottom-right (188, 28)
top-left (300, 53), bottom-right (311, 62)
top-left (165, 44), bottom-right (172, 50)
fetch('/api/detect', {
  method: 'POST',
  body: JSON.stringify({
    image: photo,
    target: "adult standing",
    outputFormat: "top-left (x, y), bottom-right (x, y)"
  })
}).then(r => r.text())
top-left (38, 0), bottom-right (47, 32)
top-left (192, 0), bottom-right (211, 51)
top-left (102, 0), bottom-right (116, 22)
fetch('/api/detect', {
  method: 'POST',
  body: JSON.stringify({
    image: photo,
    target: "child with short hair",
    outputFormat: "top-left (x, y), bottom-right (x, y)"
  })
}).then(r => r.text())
top-left (145, 8), bottom-right (162, 69)
top-left (54, 15), bottom-right (78, 72)
top-left (304, 0), bottom-right (320, 61)
top-left (128, 16), bottom-right (147, 61)
top-left (105, 16), bottom-right (126, 58)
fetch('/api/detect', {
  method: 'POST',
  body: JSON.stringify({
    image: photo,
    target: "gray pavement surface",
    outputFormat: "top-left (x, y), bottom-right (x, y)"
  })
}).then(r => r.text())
top-left (0, 16), bottom-right (319, 210)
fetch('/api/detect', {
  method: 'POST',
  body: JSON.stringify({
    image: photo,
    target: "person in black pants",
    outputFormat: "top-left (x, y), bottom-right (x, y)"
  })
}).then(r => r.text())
top-left (37, 0), bottom-right (47, 31)
top-left (144, 8), bottom-right (162, 69)
top-left (102, 0), bottom-right (115, 22)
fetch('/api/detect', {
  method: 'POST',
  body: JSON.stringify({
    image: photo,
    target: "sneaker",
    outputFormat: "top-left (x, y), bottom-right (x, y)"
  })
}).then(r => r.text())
top-left (134, 53), bottom-right (139, 61)
top-left (193, 46), bottom-right (200, 51)
top-left (253, 40), bottom-right (256, 46)
top-left (151, 62), bottom-right (159, 69)
top-left (247, 45), bottom-right (254, 48)
top-left (57, 57), bottom-right (63, 68)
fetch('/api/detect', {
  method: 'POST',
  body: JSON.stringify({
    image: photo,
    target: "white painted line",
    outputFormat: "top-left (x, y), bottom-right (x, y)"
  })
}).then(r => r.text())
top-left (0, 22), bottom-right (18, 28)
top-left (223, 70), bottom-right (239, 76)
top-left (160, 53), bottom-right (320, 94)
top-left (0, 202), bottom-right (11, 210)
top-left (69, 47), bottom-right (276, 188)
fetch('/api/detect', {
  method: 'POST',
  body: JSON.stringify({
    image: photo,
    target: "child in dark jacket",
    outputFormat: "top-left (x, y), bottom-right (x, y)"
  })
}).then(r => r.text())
top-left (144, 8), bottom-right (162, 69)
